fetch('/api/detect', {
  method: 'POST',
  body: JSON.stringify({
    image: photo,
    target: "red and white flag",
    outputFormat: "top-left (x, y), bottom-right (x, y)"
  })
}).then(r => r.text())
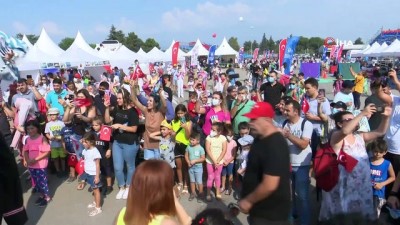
top-left (252, 48), bottom-right (259, 61)
top-left (279, 39), bottom-right (287, 68)
top-left (330, 45), bottom-right (337, 59)
top-left (171, 41), bottom-right (180, 66)
top-left (336, 44), bottom-right (344, 62)
top-left (100, 125), bottom-right (112, 141)
top-left (130, 64), bottom-right (145, 80)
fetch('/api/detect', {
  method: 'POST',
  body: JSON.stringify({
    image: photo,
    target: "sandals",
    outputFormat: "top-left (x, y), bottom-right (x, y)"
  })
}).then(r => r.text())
top-left (225, 188), bottom-right (232, 195)
top-left (77, 182), bottom-right (86, 190)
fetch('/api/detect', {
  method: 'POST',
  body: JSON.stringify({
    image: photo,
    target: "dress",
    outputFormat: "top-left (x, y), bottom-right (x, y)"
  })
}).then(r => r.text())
top-left (319, 134), bottom-right (376, 221)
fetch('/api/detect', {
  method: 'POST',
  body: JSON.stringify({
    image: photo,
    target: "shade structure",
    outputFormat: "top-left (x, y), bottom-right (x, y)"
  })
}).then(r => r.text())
top-left (215, 37), bottom-right (238, 56)
top-left (22, 34), bottom-right (33, 50)
top-left (136, 48), bottom-right (150, 62)
top-left (362, 42), bottom-right (381, 56)
top-left (186, 39), bottom-right (209, 56)
top-left (352, 44), bottom-right (370, 57)
top-left (34, 28), bottom-right (64, 56)
top-left (368, 42), bottom-right (388, 57)
top-left (380, 39), bottom-right (400, 57)
top-left (162, 40), bottom-right (187, 62)
top-left (146, 47), bottom-right (164, 61)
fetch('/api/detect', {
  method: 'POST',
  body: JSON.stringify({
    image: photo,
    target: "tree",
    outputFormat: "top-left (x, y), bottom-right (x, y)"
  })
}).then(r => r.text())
top-left (296, 36), bottom-right (309, 53)
top-left (228, 37), bottom-right (240, 51)
top-left (259, 33), bottom-right (268, 52)
top-left (142, 38), bottom-right (160, 52)
top-left (308, 37), bottom-right (324, 54)
top-left (125, 32), bottom-right (143, 52)
top-left (16, 33), bottom-right (39, 45)
top-left (354, 37), bottom-right (364, 45)
top-left (243, 41), bottom-right (252, 52)
top-left (108, 25), bottom-right (126, 44)
top-left (58, 37), bottom-right (75, 50)
top-left (89, 43), bottom-right (96, 49)
top-left (267, 36), bottom-right (276, 52)
top-left (251, 40), bottom-right (259, 51)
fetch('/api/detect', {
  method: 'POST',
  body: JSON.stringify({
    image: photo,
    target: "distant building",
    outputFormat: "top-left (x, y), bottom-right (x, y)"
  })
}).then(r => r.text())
top-left (370, 28), bottom-right (400, 45)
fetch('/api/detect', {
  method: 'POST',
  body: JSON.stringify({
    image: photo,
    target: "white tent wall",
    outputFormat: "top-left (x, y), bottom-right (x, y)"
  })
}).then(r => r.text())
top-left (368, 43), bottom-right (388, 57)
top-left (381, 39), bottom-right (400, 57)
top-left (362, 42), bottom-right (381, 56)
top-left (186, 39), bottom-right (209, 56)
top-left (34, 28), bottom-right (64, 56)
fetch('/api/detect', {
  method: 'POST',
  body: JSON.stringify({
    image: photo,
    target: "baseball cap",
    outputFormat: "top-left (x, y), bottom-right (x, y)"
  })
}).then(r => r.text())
top-left (48, 108), bottom-right (60, 115)
top-left (330, 101), bottom-right (347, 110)
top-left (74, 73), bottom-right (81, 79)
top-left (244, 102), bottom-right (275, 119)
top-left (342, 80), bottom-right (354, 89)
top-left (160, 120), bottom-right (172, 129)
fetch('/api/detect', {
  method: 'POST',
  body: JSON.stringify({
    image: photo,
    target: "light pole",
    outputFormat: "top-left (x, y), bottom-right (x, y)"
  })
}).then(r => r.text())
top-left (250, 26), bottom-right (254, 54)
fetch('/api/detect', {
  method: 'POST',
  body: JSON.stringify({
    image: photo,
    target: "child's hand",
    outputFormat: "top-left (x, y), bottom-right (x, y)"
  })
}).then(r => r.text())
top-left (373, 182), bottom-right (384, 190)
top-left (105, 150), bottom-right (111, 158)
top-left (190, 160), bottom-right (196, 166)
top-left (23, 159), bottom-right (28, 167)
top-left (94, 176), bottom-right (100, 184)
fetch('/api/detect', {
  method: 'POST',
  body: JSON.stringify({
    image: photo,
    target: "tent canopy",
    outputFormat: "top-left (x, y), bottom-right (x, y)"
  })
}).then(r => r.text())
top-left (368, 42), bottom-right (388, 57)
top-left (34, 28), bottom-right (64, 56)
top-left (362, 42), bottom-right (380, 56)
top-left (146, 47), bottom-right (164, 61)
top-left (381, 39), bottom-right (400, 57)
top-left (186, 39), bottom-right (209, 56)
top-left (215, 37), bottom-right (238, 56)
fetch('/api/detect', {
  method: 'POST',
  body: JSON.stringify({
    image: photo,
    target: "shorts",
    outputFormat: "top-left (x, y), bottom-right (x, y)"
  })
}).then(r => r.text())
top-left (79, 172), bottom-right (102, 189)
top-left (174, 142), bottom-right (187, 158)
top-left (100, 157), bottom-right (114, 177)
top-left (67, 154), bottom-right (78, 167)
top-left (189, 166), bottom-right (203, 184)
top-left (51, 147), bottom-right (66, 159)
top-left (373, 195), bottom-right (386, 216)
top-left (143, 148), bottom-right (160, 160)
top-left (222, 163), bottom-right (234, 176)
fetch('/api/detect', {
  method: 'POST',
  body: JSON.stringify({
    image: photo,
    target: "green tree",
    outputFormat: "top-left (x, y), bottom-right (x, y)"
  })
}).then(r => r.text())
top-left (251, 40), bottom-right (259, 51)
top-left (259, 33), bottom-right (268, 52)
top-left (89, 43), bottom-right (96, 49)
top-left (296, 36), bottom-right (309, 53)
top-left (354, 37), bottom-right (364, 45)
top-left (228, 37), bottom-right (240, 51)
top-left (267, 36), bottom-right (276, 51)
top-left (58, 37), bottom-right (75, 50)
top-left (142, 38), bottom-right (160, 52)
top-left (125, 32), bottom-right (143, 52)
top-left (308, 37), bottom-right (324, 53)
top-left (107, 25), bottom-right (126, 44)
top-left (16, 33), bottom-right (39, 45)
top-left (243, 41), bottom-right (252, 52)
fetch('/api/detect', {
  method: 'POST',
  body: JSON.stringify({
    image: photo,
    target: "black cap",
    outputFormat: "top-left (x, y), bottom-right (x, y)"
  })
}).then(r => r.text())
top-left (342, 80), bottom-right (355, 89)
top-left (330, 101), bottom-right (347, 110)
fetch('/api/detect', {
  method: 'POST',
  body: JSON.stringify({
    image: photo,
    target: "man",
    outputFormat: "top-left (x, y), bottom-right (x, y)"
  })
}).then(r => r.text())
top-left (365, 80), bottom-right (387, 130)
top-left (94, 81), bottom-right (117, 116)
top-left (73, 73), bottom-right (84, 91)
top-left (250, 60), bottom-right (262, 89)
top-left (225, 86), bottom-right (237, 111)
top-left (46, 78), bottom-right (68, 116)
top-left (239, 101), bottom-right (291, 225)
top-left (333, 80), bottom-right (354, 112)
top-left (11, 78), bottom-right (42, 113)
top-left (282, 100), bottom-right (313, 225)
top-left (259, 70), bottom-right (286, 109)
top-left (230, 86), bottom-right (255, 135)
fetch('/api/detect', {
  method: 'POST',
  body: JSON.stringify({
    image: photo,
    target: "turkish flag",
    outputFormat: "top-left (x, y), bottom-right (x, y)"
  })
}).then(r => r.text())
top-left (131, 65), bottom-right (145, 80)
top-left (75, 159), bottom-right (85, 175)
top-left (301, 98), bottom-right (310, 114)
top-left (172, 41), bottom-right (180, 66)
top-left (330, 45), bottom-right (337, 59)
top-left (337, 150), bottom-right (358, 172)
top-left (252, 48), bottom-right (259, 61)
top-left (279, 39), bottom-right (287, 68)
top-left (336, 44), bottom-right (344, 62)
top-left (100, 125), bottom-right (112, 141)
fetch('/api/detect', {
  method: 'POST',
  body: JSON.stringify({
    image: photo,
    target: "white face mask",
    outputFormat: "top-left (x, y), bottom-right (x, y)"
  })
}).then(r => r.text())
top-left (209, 131), bottom-right (217, 137)
top-left (73, 78), bottom-right (79, 83)
top-left (211, 99), bottom-right (220, 106)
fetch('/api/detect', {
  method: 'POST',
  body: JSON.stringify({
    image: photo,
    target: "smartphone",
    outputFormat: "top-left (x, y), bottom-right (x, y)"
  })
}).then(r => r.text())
top-left (180, 117), bottom-right (186, 123)
top-left (69, 94), bottom-right (75, 100)
top-left (376, 106), bottom-right (385, 113)
top-left (153, 78), bottom-right (162, 93)
top-left (318, 89), bottom-right (326, 97)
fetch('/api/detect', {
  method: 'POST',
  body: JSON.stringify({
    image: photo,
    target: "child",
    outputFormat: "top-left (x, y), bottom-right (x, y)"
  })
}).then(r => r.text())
top-left (78, 133), bottom-right (102, 216)
top-left (61, 123), bottom-right (77, 183)
top-left (92, 117), bottom-right (114, 195)
top-left (187, 92), bottom-right (198, 121)
top-left (205, 122), bottom-right (227, 201)
top-left (185, 132), bottom-right (205, 202)
top-left (149, 120), bottom-right (176, 168)
top-left (250, 89), bottom-right (260, 102)
top-left (23, 120), bottom-right (52, 207)
top-left (370, 139), bottom-right (396, 217)
top-left (221, 125), bottom-right (237, 196)
top-left (237, 135), bottom-right (254, 176)
top-left (187, 76), bottom-right (195, 94)
top-left (44, 108), bottom-right (66, 178)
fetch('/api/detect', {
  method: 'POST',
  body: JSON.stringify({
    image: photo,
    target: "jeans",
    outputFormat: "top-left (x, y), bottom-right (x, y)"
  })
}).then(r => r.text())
top-left (189, 166), bottom-right (203, 184)
top-left (112, 141), bottom-right (139, 187)
top-left (252, 76), bottom-right (259, 89)
top-left (143, 148), bottom-right (160, 160)
top-left (353, 91), bottom-right (361, 109)
top-left (291, 165), bottom-right (311, 225)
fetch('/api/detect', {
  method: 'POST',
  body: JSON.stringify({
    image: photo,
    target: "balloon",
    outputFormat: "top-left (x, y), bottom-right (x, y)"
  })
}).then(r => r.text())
top-left (239, 16), bottom-right (244, 21)
top-left (212, 33), bottom-right (217, 38)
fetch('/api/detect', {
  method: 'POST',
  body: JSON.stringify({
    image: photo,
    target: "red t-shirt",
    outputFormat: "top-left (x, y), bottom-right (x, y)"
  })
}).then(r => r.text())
top-left (187, 101), bottom-right (197, 118)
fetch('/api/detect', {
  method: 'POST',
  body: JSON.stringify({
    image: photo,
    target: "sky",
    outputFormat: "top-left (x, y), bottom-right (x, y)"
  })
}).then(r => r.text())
top-left (3, 0), bottom-right (400, 49)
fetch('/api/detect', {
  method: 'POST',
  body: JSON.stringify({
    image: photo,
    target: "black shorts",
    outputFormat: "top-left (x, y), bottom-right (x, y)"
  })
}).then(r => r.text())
top-left (174, 142), bottom-right (187, 158)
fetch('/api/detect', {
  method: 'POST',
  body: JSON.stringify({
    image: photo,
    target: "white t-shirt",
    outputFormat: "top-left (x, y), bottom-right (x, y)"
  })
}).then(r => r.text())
top-left (283, 118), bottom-right (313, 166)
top-left (385, 95), bottom-right (400, 155)
top-left (333, 91), bottom-right (354, 112)
top-left (82, 147), bottom-right (102, 175)
top-left (45, 120), bottom-right (65, 148)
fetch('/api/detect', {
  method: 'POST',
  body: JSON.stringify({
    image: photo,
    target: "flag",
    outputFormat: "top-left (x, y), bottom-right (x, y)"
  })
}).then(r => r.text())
top-left (283, 36), bottom-right (300, 75)
top-left (238, 47), bottom-right (244, 63)
top-left (330, 45), bottom-right (337, 59)
top-left (279, 39), bottom-right (287, 68)
top-left (263, 49), bottom-right (267, 59)
top-left (322, 46), bottom-right (328, 62)
top-left (191, 45), bottom-right (199, 66)
top-left (208, 45), bottom-right (217, 65)
top-left (336, 44), bottom-right (344, 62)
top-left (252, 48), bottom-right (259, 61)
top-left (301, 98), bottom-right (310, 114)
top-left (130, 64), bottom-right (145, 80)
top-left (149, 63), bottom-right (155, 72)
top-left (100, 125), bottom-right (112, 141)
top-left (171, 41), bottom-right (179, 66)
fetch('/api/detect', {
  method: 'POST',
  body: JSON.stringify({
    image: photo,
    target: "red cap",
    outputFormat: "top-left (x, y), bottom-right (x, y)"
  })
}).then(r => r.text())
top-left (74, 73), bottom-right (81, 79)
top-left (244, 102), bottom-right (275, 119)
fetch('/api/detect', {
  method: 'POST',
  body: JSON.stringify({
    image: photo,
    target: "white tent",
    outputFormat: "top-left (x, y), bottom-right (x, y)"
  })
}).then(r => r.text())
top-left (186, 39), bottom-right (209, 56)
top-left (352, 44), bottom-right (370, 57)
top-left (368, 42), bottom-right (388, 57)
top-left (215, 37), bottom-right (238, 56)
top-left (136, 48), bottom-right (150, 62)
top-left (72, 31), bottom-right (107, 59)
top-left (162, 40), bottom-right (187, 62)
top-left (146, 47), bottom-right (164, 61)
top-left (362, 42), bottom-right (381, 56)
top-left (114, 45), bottom-right (137, 60)
top-left (380, 39), bottom-right (400, 57)
top-left (34, 28), bottom-right (64, 56)
top-left (22, 34), bottom-right (33, 50)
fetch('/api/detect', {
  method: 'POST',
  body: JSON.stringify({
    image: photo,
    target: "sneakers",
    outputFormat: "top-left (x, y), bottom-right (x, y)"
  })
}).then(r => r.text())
top-left (89, 207), bottom-right (102, 216)
top-left (188, 193), bottom-right (196, 201)
top-left (122, 188), bottom-right (129, 199)
top-left (67, 176), bottom-right (76, 184)
top-left (197, 193), bottom-right (204, 203)
top-left (182, 186), bottom-right (189, 194)
top-left (34, 197), bottom-right (44, 205)
top-left (38, 198), bottom-right (51, 208)
top-left (116, 188), bottom-right (126, 200)
top-left (87, 201), bottom-right (96, 208)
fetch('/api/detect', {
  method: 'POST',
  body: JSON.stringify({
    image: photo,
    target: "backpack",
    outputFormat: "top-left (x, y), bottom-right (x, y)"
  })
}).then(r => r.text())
top-left (313, 142), bottom-right (340, 192)
top-left (282, 119), bottom-right (307, 133)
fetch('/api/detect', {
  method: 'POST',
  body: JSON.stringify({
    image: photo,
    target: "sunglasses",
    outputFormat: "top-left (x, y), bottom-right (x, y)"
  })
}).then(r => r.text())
top-left (341, 118), bottom-right (353, 122)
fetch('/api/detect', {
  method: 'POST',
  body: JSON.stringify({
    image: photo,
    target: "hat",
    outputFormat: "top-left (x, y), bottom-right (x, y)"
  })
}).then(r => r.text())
top-left (48, 108), bottom-right (60, 115)
top-left (330, 101), bottom-right (347, 110)
top-left (74, 73), bottom-right (81, 79)
top-left (244, 102), bottom-right (275, 119)
top-left (238, 135), bottom-right (254, 146)
top-left (160, 120), bottom-right (172, 129)
top-left (342, 80), bottom-right (354, 89)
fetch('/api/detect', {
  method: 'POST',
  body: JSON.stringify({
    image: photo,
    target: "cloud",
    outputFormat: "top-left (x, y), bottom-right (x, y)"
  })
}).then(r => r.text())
top-left (116, 17), bottom-right (137, 32)
top-left (40, 21), bottom-right (65, 36)
top-left (93, 24), bottom-right (109, 34)
top-left (12, 21), bottom-right (29, 34)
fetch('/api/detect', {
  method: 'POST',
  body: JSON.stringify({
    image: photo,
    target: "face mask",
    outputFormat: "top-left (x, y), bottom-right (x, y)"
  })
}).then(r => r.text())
top-left (98, 90), bottom-right (105, 96)
top-left (332, 108), bottom-right (340, 114)
top-left (241, 94), bottom-right (247, 100)
top-left (211, 99), bottom-right (220, 106)
top-left (289, 84), bottom-right (296, 90)
top-left (209, 131), bottom-right (217, 137)
top-left (267, 77), bottom-right (275, 83)
top-left (73, 78), bottom-right (79, 83)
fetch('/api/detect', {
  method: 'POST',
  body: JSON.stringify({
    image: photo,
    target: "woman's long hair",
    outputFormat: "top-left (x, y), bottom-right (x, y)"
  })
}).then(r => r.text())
top-left (173, 104), bottom-right (190, 122)
top-left (117, 87), bottom-right (131, 110)
top-left (212, 91), bottom-right (228, 112)
top-left (124, 160), bottom-right (176, 225)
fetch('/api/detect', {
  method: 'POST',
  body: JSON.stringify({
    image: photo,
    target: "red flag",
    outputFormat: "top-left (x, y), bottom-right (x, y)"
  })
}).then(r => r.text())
top-left (100, 125), bottom-right (112, 141)
top-left (130, 64), bottom-right (145, 80)
top-left (75, 159), bottom-right (85, 175)
top-left (149, 63), bottom-right (155, 72)
top-left (338, 150), bottom-right (358, 173)
top-left (329, 45), bottom-right (337, 59)
top-left (336, 44), bottom-right (344, 62)
top-left (279, 39), bottom-right (287, 68)
top-left (301, 98), bottom-right (310, 114)
top-left (252, 48), bottom-right (259, 61)
top-left (172, 41), bottom-right (180, 66)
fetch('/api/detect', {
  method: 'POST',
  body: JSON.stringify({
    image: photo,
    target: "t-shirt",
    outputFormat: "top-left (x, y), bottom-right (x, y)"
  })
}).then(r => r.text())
top-left (143, 111), bottom-right (164, 149)
top-left (111, 107), bottom-right (139, 145)
top-left (205, 135), bottom-right (227, 164)
top-left (202, 108), bottom-right (231, 135)
top-left (241, 132), bottom-right (291, 220)
top-left (223, 138), bottom-right (237, 164)
top-left (259, 82), bottom-right (286, 108)
top-left (45, 89), bottom-right (68, 116)
top-left (45, 120), bottom-right (65, 148)
top-left (160, 137), bottom-right (175, 168)
top-left (301, 96), bottom-right (331, 136)
top-left (365, 94), bottom-right (384, 130)
top-left (23, 135), bottom-right (51, 169)
top-left (353, 75), bottom-right (365, 93)
top-left (12, 90), bottom-right (38, 112)
top-left (187, 101), bottom-right (197, 118)
top-left (231, 100), bottom-right (255, 134)
top-left (370, 159), bottom-right (390, 198)
top-left (61, 125), bottom-right (74, 154)
top-left (385, 95), bottom-right (400, 155)
top-left (94, 131), bottom-right (110, 155)
top-left (171, 120), bottom-right (190, 145)
top-left (283, 118), bottom-right (313, 166)
top-left (186, 145), bottom-right (205, 168)
top-left (94, 94), bottom-right (117, 116)
top-left (333, 91), bottom-right (354, 112)
top-left (82, 147), bottom-right (102, 176)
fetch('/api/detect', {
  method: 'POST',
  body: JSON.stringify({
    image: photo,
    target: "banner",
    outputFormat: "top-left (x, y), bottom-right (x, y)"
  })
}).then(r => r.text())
top-left (238, 47), bottom-right (244, 64)
top-left (300, 63), bottom-right (321, 79)
top-left (336, 44), bottom-right (344, 62)
top-left (338, 62), bottom-right (361, 80)
top-left (283, 36), bottom-right (300, 75)
top-left (191, 45), bottom-right (199, 66)
top-left (171, 41), bottom-right (179, 66)
top-left (208, 45), bottom-right (217, 65)
top-left (322, 46), bottom-right (328, 62)
top-left (279, 39), bottom-right (287, 68)
top-left (252, 48), bottom-right (259, 61)
top-left (330, 45), bottom-right (337, 59)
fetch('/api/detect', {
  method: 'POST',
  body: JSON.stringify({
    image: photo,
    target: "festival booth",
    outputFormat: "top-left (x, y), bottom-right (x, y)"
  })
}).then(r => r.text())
top-left (146, 47), bottom-right (164, 62)
top-left (215, 37), bottom-right (238, 67)
top-left (338, 62), bottom-right (361, 80)
top-left (34, 28), bottom-right (65, 57)
top-left (361, 42), bottom-right (381, 57)
top-left (300, 63), bottom-right (321, 79)
top-left (107, 45), bottom-right (138, 71)
top-left (186, 39), bottom-right (209, 56)
top-left (22, 34), bottom-right (34, 50)
top-left (380, 39), bottom-right (400, 57)
top-left (366, 42), bottom-right (388, 57)
top-left (351, 44), bottom-right (370, 58)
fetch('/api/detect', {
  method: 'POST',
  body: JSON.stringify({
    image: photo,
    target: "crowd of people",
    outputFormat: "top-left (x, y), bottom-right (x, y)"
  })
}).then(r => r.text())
top-left (1, 58), bottom-right (400, 225)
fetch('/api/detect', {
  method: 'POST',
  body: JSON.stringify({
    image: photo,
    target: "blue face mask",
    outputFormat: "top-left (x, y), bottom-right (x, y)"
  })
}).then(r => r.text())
top-left (267, 77), bottom-right (275, 83)
top-left (332, 108), bottom-right (340, 114)
top-left (289, 84), bottom-right (296, 89)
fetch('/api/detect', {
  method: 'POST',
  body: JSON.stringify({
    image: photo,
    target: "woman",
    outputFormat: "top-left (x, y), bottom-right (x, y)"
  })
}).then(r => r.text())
top-left (350, 66), bottom-right (367, 110)
top-left (130, 80), bottom-right (166, 160)
top-left (319, 104), bottom-right (391, 224)
top-left (104, 88), bottom-right (140, 200)
top-left (66, 81), bottom-right (77, 95)
top-left (115, 160), bottom-right (191, 225)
